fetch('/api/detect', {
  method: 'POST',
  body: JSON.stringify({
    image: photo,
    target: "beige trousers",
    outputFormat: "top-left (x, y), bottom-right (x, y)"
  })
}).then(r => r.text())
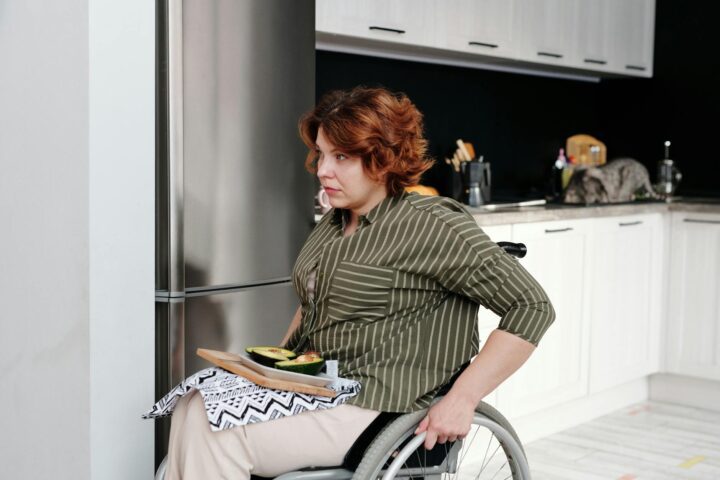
top-left (165, 390), bottom-right (381, 479)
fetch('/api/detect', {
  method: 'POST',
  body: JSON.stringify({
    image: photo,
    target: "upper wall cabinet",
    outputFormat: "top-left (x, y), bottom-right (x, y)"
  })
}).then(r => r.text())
top-left (435, 0), bottom-right (517, 60)
top-left (574, 0), bottom-right (615, 73)
top-left (316, 0), bottom-right (437, 48)
top-left (316, 0), bottom-right (656, 78)
top-left (610, 0), bottom-right (655, 76)
top-left (573, 0), bottom-right (655, 77)
top-left (515, 0), bottom-right (577, 68)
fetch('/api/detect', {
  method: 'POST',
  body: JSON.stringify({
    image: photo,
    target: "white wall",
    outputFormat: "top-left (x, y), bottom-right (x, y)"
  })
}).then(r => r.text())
top-left (0, 1), bottom-right (155, 478)
top-left (0, 1), bottom-right (90, 478)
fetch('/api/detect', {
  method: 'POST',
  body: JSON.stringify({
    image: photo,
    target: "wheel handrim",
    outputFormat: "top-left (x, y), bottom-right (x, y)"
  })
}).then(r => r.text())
top-left (377, 415), bottom-right (530, 480)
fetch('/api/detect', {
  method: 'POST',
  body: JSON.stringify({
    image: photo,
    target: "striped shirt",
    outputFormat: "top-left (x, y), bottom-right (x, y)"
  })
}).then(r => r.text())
top-left (285, 191), bottom-right (555, 412)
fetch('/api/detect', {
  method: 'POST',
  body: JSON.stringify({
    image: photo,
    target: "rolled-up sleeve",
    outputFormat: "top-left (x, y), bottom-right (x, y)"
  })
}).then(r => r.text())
top-left (429, 209), bottom-right (556, 346)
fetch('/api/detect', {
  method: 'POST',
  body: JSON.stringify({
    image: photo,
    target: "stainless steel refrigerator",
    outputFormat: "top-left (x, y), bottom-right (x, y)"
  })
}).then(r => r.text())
top-left (155, 0), bottom-right (316, 464)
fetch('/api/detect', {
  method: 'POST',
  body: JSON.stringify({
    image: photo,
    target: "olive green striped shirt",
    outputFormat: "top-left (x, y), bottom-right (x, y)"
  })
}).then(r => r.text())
top-left (285, 191), bottom-right (555, 412)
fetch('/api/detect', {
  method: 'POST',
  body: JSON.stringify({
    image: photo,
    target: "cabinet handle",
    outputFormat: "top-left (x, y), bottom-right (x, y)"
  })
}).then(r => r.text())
top-left (545, 227), bottom-right (573, 233)
top-left (684, 218), bottom-right (720, 225)
top-left (368, 26), bottom-right (405, 34)
top-left (469, 41), bottom-right (499, 49)
top-left (537, 51), bottom-right (563, 59)
top-left (626, 64), bottom-right (646, 71)
top-left (619, 220), bottom-right (643, 227)
top-left (584, 58), bottom-right (607, 65)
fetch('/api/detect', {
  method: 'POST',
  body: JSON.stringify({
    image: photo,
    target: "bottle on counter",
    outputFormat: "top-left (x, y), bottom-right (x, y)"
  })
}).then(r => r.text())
top-left (555, 148), bottom-right (568, 170)
top-left (550, 148), bottom-right (568, 200)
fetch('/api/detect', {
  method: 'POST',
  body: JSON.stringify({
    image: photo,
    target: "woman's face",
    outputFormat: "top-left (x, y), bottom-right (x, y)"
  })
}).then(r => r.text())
top-left (315, 127), bottom-right (387, 216)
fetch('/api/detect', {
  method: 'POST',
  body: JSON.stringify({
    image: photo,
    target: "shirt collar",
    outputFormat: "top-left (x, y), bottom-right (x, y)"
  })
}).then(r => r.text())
top-left (329, 191), bottom-right (409, 228)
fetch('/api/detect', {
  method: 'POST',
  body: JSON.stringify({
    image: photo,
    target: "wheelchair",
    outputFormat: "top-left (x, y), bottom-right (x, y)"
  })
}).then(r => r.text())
top-left (156, 242), bottom-right (531, 480)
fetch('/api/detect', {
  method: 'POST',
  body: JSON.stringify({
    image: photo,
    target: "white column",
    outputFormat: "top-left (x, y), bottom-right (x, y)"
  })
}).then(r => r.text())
top-left (89, 0), bottom-right (156, 478)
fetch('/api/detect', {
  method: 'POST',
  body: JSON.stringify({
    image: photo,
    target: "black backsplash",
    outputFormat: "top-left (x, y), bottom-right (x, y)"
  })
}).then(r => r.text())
top-left (316, 0), bottom-right (720, 199)
top-left (599, 0), bottom-right (720, 198)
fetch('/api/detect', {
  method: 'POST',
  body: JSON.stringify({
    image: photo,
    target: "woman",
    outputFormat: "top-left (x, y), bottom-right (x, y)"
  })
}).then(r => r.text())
top-left (165, 86), bottom-right (555, 479)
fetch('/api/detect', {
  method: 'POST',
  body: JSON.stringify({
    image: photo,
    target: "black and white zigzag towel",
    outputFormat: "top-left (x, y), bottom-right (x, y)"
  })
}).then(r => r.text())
top-left (142, 367), bottom-right (361, 432)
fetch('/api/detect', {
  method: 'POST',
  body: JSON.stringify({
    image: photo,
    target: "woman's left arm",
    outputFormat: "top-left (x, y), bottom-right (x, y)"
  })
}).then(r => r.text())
top-left (413, 210), bottom-right (555, 449)
top-left (415, 329), bottom-right (535, 449)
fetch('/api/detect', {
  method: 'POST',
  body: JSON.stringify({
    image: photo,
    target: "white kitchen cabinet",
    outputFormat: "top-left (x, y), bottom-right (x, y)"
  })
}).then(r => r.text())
top-left (588, 214), bottom-right (664, 393)
top-left (435, 0), bottom-right (518, 60)
top-left (315, 0), bottom-right (436, 48)
top-left (475, 224), bottom-right (513, 407)
top-left (609, 0), bottom-right (655, 77)
top-left (495, 218), bottom-right (592, 419)
top-left (573, 0), bottom-right (614, 72)
top-left (666, 212), bottom-right (720, 381)
top-left (476, 224), bottom-right (514, 330)
top-left (514, 0), bottom-right (577, 68)
top-left (316, 0), bottom-right (655, 78)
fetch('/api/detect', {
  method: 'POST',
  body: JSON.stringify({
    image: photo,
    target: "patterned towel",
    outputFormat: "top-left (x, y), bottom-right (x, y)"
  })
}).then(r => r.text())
top-left (142, 367), bottom-right (361, 432)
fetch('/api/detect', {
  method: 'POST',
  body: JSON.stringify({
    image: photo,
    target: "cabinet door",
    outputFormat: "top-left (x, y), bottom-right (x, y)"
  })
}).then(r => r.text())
top-left (666, 213), bottom-right (720, 380)
top-left (475, 223), bottom-right (513, 407)
top-left (436, 0), bottom-right (517, 59)
top-left (496, 219), bottom-right (591, 419)
top-left (515, 0), bottom-right (577, 67)
top-left (316, 0), bottom-right (436, 47)
top-left (610, 0), bottom-right (655, 76)
top-left (574, 0), bottom-right (614, 72)
top-left (476, 224), bottom-right (514, 330)
top-left (588, 214), bottom-right (663, 393)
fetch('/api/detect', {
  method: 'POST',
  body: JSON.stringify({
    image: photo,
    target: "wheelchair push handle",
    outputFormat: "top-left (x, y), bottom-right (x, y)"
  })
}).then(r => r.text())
top-left (497, 241), bottom-right (527, 258)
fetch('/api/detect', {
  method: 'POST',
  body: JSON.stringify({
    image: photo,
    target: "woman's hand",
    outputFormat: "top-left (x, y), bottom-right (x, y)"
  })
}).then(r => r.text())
top-left (414, 392), bottom-right (476, 450)
top-left (414, 329), bottom-right (536, 450)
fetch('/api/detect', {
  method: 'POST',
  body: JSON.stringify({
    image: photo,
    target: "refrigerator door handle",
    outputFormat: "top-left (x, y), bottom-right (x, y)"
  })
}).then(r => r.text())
top-left (168, 0), bottom-right (185, 294)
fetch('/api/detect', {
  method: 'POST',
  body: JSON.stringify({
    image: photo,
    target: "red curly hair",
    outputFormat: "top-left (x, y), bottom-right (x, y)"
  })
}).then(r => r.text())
top-left (298, 86), bottom-right (434, 196)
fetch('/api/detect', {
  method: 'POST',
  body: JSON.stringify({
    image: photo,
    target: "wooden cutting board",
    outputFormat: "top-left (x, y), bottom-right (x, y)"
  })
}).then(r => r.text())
top-left (566, 134), bottom-right (606, 166)
top-left (196, 348), bottom-right (337, 398)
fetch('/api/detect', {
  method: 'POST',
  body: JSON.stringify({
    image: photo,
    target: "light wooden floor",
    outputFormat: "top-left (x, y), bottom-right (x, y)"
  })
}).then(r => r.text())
top-left (524, 401), bottom-right (720, 480)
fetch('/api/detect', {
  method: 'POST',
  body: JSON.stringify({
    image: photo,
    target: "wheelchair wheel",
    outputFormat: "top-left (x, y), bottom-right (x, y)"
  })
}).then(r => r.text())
top-left (352, 401), bottom-right (530, 480)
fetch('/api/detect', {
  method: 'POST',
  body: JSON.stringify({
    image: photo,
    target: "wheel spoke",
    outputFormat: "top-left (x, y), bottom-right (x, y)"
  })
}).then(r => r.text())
top-left (456, 425), bottom-right (481, 468)
top-left (487, 459), bottom-right (507, 480)
top-left (479, 444), bottom-right (502, 473)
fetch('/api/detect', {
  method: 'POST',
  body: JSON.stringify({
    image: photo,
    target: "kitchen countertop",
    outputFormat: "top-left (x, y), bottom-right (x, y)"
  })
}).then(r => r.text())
top-left (469, 198), bottom-right (720, 226)
top-left (313, 198), bottom-right (720, 226)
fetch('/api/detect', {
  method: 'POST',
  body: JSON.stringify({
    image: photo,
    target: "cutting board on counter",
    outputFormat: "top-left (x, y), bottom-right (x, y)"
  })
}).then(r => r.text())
top-left (196, 348), bottom-right (337, 398)
top-left (566, 134), bottom-right (606, 166)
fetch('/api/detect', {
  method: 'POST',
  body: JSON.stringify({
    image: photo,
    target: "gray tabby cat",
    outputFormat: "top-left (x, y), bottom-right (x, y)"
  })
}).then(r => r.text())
top-left (564, 158), bottom-right (659, 204)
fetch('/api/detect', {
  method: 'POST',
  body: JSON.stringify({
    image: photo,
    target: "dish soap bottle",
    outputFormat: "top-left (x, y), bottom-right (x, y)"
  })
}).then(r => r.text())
top-left (551, 148), bottom-right (568, 200)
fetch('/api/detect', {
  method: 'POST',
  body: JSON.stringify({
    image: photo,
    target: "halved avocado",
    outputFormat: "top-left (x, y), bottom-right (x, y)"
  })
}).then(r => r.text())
top-left (275, 354), bottom-right (325, 376)
top-left (246, 346), bottom-right (296, 367)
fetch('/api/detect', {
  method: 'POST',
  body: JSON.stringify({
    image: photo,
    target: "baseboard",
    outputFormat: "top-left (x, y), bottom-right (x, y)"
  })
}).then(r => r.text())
top-left (509, 377), bottom-right (649, 444)
top-left (649, 373), bottom-right (720, 412)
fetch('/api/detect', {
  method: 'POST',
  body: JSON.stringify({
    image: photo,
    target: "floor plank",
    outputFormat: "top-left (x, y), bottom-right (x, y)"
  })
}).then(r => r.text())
top-left (524, 401), bottom-right (720, 479)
